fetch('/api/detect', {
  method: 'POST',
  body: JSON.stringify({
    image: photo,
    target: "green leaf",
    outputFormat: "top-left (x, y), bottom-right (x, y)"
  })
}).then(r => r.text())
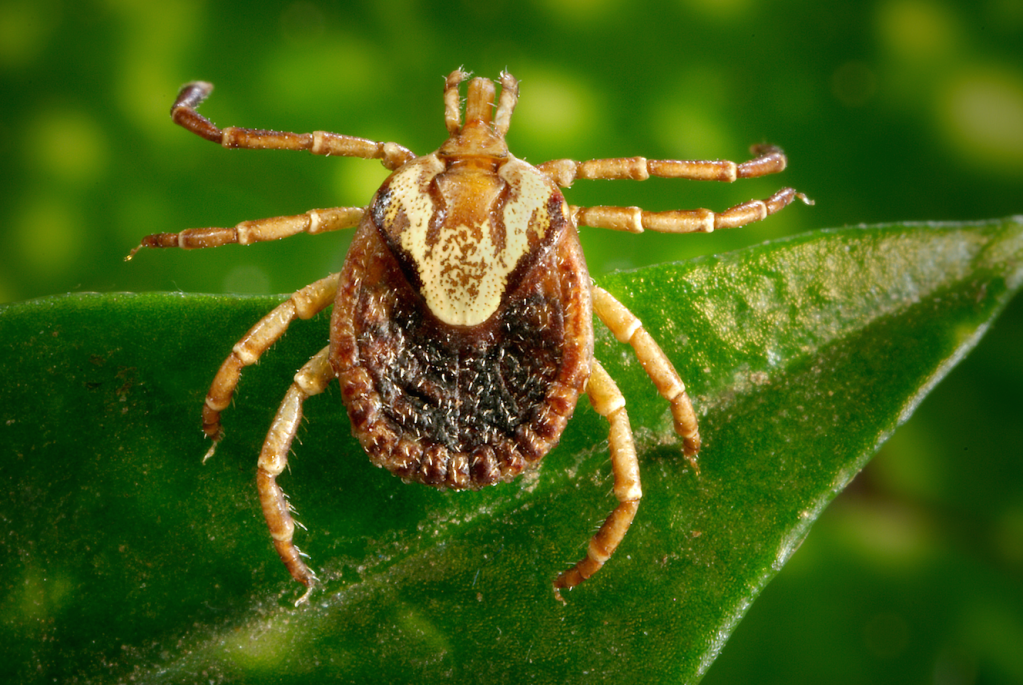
top-left (2, 218), bottom-right (1020, 684)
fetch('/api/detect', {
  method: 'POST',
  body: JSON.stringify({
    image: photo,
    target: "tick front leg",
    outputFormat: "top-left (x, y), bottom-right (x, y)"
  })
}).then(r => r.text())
top-left (257, 345), bottom-right (335, 606)
top-left (537, 144), bottom-right (791, 187)
top-left (536, 144), bottom-right (811, 234)
top-left (202, 274), bottom-right (340, 459)
top-left (592, 285), bottom-right (701, 463)
top-left (170, 81), bottom-right (415, 170)
top-left (126, 206), bottom-right (364, 259)
top-left (554, 359), bottom-right (641, 602)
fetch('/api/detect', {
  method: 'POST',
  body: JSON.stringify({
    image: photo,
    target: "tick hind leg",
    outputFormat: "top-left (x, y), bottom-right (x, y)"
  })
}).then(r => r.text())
top-left (554, 359), bottom-right (641, 602)
top-left (257, 345), bottom-right (335, 606)
top-left (592, 285), bottom-right (701, 465)
top-left (198, 274), bottom-right (340, 459)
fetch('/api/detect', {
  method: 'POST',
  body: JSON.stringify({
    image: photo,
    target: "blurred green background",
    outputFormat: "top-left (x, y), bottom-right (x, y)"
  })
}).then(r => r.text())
top-left (1, 0), bottom-right (1021, 682)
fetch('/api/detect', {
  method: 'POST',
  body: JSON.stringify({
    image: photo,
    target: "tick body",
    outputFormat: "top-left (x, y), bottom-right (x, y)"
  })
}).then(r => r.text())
top-left (131, 70), bottom-right (810, 605)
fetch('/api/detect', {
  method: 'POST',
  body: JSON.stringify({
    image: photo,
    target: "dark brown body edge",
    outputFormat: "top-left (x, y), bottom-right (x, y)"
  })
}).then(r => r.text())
top-left (330, 203), bottom-right (593, 490)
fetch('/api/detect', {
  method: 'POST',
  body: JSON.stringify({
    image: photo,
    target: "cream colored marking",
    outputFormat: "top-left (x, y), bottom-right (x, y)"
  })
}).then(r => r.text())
top-left (384, 155), bottom-right (555, 326)
top-left (310, 131), bottom-right (328, 155)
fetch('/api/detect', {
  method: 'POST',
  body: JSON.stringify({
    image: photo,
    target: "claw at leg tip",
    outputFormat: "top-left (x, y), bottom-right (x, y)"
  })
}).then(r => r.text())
top-left (294, 579), bottom-right (316, 607)
top-left (686, 455), bottom-right (701, 476)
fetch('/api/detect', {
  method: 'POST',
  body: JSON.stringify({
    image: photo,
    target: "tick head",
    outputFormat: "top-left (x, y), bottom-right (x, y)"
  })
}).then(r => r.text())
top-left (437, 71), bottom-right (518, 164)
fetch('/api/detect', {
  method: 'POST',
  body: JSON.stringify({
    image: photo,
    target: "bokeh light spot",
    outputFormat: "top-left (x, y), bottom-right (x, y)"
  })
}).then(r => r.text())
top-left (263, 36), bottom-right (379, 112)
top-left (512, 70), bottom-right (598, 151)
top-left (110, 1), bottom-right (203, 140)
top-left (653, 69), bottom-right (731, 156)
top-left (118, 58), bottom-right (181, 142)
top-left (0, 0), bottom-right (58, 68)
top-left (14, 199), bottom-right (84, 278)
top-left (940, 69), bottom-right (1023, 172)
top-left (877, 0), bottom-right (958, 61)
top-left (654, 105), bottom-right (731, 159)
top-left (28, 110), bottom-right (108, 184)
top-left (333, 158), bottom-right (389, 208)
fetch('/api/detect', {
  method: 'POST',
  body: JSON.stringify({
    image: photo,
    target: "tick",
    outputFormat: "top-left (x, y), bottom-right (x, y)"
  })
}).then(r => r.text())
top-left (129, 69), bottom-right (810, 605)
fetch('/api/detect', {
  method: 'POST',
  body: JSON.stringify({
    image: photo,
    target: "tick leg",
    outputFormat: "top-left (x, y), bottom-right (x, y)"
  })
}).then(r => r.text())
top-left (202, 274), bottom-right (340, 459)
top-left (537, 144), bottom-right (811, 234)
top-left (170, 81), bottom-right (415, 170)
top-left (257, 345), bottom-right (335, 606)
top-left (571, 186), bottom-right (811, 235)
top-left (592, 285), bottom-right (701, 463)
top-left (538, 144), bottom-right (791, 187)
top-left (127, 206), bottom-right (364, 259)
top-left (554, 359), bottom-right (641, 602)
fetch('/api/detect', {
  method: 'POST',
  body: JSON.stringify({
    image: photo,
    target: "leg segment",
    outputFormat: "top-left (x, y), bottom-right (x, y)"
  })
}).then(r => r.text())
top-left (572, 186), bottom-right (812, 235)
top-left (493, 71), bottom-right (519, 137)
top-left (127, 206), bottom-right (364, 259)
top-left (592, 285), bottom-right (701, 462)
top-left (170, 81), bottom-right (415, 170)
top-left (538, 144), bottom-right (791, 187)
top-left (554, 359), bottom-right (642, 601)
top-left (443, 69), bottom-right (468, 134)
top-left (256, 346), bottom-right (335, 605)
top-left (201, 274), bottom-right (340, 459)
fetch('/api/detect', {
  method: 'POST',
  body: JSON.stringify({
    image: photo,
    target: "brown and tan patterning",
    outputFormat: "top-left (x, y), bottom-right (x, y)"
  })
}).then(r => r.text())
top-left (128, 69), bottom-right (811, 605)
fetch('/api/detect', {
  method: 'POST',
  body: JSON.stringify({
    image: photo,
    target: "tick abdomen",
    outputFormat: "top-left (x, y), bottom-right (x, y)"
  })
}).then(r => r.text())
top-left (332, 219), bottom-right (593, 490)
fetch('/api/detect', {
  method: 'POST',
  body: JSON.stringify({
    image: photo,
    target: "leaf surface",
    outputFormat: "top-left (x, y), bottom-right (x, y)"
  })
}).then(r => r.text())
top-left (1, 218), bottom-right (1020, 683)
